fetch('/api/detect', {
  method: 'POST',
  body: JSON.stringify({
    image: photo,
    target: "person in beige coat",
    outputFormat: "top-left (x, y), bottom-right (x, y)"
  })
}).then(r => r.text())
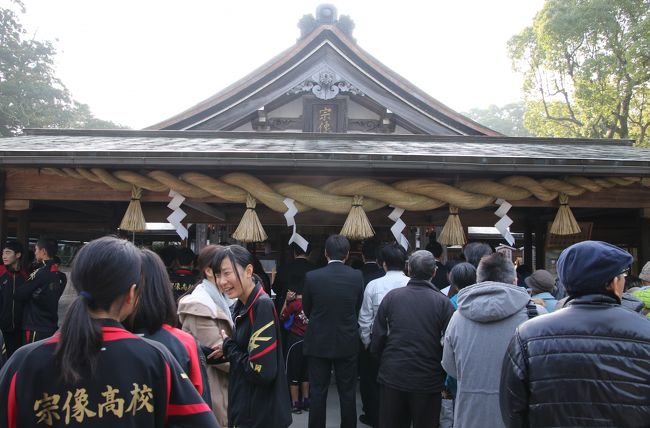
top-left (178, 244), bottom-right (234, 427)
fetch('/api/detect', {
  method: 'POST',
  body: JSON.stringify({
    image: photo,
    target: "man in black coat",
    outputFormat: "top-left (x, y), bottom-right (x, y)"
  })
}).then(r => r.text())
top-left (303, 234), bottom-right (364, 428)
top-left (370, 250), bottom-right (454, 428)
top-left (360, 239), bottom-right (384, 288)
top-left (500, 241), bottom-right (650, 427)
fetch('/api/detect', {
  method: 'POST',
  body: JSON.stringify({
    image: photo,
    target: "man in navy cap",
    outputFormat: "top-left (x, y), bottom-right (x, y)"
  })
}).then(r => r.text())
top-left (499, 240), bottom-right (650, 427)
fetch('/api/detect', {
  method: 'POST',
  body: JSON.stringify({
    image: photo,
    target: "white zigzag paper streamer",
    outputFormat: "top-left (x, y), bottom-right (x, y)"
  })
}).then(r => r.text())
top-left (283, 198), bottom-right (309, 252)
top-left (167, 190), bottom-right (189, 240)
top-left (494, 198), bottom-right (515, 246)
top-left (388, 206), bottom-right (409, 251)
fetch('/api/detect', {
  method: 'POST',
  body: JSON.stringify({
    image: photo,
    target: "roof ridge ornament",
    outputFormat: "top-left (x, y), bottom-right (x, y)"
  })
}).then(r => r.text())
top-left (298, 4), bottom-right (355, 41)
top-left (288, 67), bottom-right (364, 100)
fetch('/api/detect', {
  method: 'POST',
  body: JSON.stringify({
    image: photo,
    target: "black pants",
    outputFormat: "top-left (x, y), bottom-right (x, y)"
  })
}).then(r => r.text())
top-left (24, 329), bottom-right (54, 344)
top-left (308, 354), bottom-right (357, 428)
top-left (1, 329), bottom-right (22, 356)
top-left (379, 384), bottom-right (442, 428)
top-left (359, 345), bottom-right (379, 426)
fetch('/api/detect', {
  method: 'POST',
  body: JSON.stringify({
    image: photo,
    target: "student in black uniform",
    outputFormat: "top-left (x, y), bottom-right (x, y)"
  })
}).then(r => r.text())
top-left (14, 237), bottom-right (66, 343)
top-left (209, 245), bottom-right (292, 428)
top-left (0, 241), bottom-right (28, 355)
top-left (129, 249), bottom-right (212, 408)
top-left (0, 236), bottom-right (219, 428)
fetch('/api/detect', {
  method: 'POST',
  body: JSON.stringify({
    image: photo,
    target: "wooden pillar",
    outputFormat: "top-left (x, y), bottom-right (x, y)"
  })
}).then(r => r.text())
top-left (0, 172), bottom-right (6, 244)
top-left (524, 211), bottom-right (534, 268)
top-left (641, 208), bottom-right (650, 266)
top-left (16, 212), bottom-right (29, 247)
top-left (195, 223), bottom-right (208, 253)
top-left (535, 219), bottom-right (546, 270)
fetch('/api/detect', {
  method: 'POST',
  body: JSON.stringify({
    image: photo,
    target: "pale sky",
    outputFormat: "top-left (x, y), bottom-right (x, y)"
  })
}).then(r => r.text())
top-left (8, 0), bottom-right (545, 129)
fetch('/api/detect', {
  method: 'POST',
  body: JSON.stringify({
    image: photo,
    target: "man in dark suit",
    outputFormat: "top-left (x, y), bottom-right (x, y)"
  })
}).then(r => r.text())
top-left (303, 234), bottom-right (364, 428)
top-left (360, 239), bottom-right (385, 288)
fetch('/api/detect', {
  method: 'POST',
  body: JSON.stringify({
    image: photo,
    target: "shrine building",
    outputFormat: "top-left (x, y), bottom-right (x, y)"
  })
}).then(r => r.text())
top-left (0, 5), bottom-right (649, 274)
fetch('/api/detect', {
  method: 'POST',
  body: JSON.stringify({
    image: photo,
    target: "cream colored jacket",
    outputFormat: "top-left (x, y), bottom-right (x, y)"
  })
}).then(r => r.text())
top-left (178, 281), bottom-right (234, 427)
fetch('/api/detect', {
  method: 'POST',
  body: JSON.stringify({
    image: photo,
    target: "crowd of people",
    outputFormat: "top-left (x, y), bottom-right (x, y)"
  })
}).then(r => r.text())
top-left (0, 233), bottom-right (649, 427)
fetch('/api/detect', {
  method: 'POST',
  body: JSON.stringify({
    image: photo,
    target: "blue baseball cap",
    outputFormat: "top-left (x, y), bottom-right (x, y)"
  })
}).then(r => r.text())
top-left (557, 241), bottom-right (633, 295)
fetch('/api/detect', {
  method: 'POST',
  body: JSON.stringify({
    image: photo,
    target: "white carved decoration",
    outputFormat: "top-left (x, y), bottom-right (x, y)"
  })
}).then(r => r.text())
top-left (288, 67), bottom-right (364, 99)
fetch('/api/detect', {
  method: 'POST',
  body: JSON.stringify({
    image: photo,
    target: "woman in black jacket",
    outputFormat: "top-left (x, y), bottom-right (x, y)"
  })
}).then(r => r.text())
top-left (210, 245), bottom-right (291, 428)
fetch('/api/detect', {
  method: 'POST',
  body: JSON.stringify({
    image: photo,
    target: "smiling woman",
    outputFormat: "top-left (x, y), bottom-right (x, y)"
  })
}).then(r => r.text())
top-left (211, 245), bottom-right (292, 428)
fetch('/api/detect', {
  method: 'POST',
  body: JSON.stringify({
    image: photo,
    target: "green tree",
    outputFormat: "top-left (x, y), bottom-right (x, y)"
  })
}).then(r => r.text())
top-left (0, 6), bottom-right (125, 136)
top-left (464, 102), bottom-right (533, 137)
top-left (508, 0), bottom-right (650, 147)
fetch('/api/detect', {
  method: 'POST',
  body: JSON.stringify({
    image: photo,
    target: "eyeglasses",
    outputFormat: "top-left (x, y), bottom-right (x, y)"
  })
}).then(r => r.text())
top-left (619, 268), bottom-right (630, 278)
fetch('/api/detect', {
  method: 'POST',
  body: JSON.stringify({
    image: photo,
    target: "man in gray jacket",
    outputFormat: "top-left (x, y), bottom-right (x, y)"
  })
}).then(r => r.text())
top-left (442, 252), bottom-right (535, 428)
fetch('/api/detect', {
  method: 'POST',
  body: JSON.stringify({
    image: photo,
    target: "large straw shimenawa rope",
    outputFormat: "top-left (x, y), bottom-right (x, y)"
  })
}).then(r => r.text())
top-left (39, 168), bottom-right (650, 237)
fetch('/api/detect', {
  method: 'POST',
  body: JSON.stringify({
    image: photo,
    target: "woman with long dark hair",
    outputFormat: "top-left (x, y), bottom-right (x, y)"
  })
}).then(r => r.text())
top-left (0, 236), bottom-right (219, 428)
top-left (210, 245), bottom-right (291, 428)
top-left (177, 244), bottom-right (233, 427)
top-left (129, 249), bottom-right (212, 406)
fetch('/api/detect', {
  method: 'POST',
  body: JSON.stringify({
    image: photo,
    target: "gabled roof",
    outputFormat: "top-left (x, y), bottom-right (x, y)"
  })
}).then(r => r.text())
top-left (147, 19), bottom-right (499, 136)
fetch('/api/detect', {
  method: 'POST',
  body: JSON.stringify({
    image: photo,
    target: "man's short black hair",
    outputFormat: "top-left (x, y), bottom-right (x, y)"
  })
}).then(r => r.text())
top-left (449, 262), bottom-right (477, 290)
top-left (325, 234), bottom-right (350, 261)
top-left (425, 240), bottom-right (444, 258)
top-left (158, 246), bottom-right (177, 268)
top-left (379, 243), bottom-right (406, 271)
top-left (464, 242), bottom-right (494, 267)
top-left (362, 239), bottom-right (380, 261)
top-left (3, 240), bottom-right (24, 255)
top-left (176, 247), bottom-right (195, 267)
top-left (36, 236), bottom-right (58, 258)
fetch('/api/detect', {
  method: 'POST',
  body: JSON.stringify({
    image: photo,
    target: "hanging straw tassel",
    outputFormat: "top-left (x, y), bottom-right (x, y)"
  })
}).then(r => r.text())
top-left (119, 186), bottom-right (146, 232)
top-left (439, 206), bottom-right (466, 246)
top-left (340, 195), bottom-right (375, 240)
top-left (550, 193), bottom-right (581, 235)
top-left (232, 194), bottom-right (268, 243)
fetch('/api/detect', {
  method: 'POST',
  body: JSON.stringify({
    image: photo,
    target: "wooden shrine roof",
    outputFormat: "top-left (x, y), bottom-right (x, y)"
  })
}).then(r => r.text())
top-left (145, 23), bottom-right (499, 136)
top-left (0, 129), bottom-right (648, 176)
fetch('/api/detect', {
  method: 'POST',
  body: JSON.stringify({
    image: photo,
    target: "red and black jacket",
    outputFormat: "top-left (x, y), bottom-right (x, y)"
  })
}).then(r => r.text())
top-left (0, 265), bottom-right (28, 333)
top-left (139, 324), bottom-right (212, 408)
top-left (0, 319), bottom-right (219, 428)
top-left (223, 283), bottom-right (292, 428)
top-left (13, 260), bottom-right (65, 334)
